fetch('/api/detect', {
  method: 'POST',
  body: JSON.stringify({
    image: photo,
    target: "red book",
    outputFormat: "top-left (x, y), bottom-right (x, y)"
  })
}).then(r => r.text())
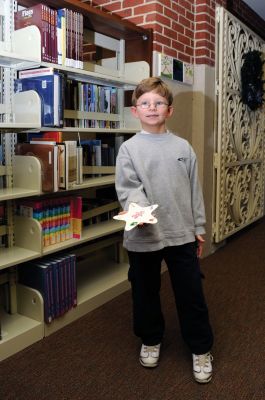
top-left (15, 142), bottom-right (57, 193)
top-left (70, 196), bottom-right (82, 239)
top-left (15, 4), bottom-right (51, 62)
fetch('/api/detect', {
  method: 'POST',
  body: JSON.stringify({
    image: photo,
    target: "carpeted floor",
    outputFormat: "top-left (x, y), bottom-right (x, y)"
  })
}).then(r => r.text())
top-left (0, 218), bottom-right (265, 400)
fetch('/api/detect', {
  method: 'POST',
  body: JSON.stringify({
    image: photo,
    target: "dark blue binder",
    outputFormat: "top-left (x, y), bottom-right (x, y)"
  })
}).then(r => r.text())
top-left (15, 74), bottom-right (62, 127)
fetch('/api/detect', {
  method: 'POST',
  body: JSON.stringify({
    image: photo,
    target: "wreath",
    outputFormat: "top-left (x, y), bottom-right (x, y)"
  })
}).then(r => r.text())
top-left (241, 50), bottom-right (264, 111)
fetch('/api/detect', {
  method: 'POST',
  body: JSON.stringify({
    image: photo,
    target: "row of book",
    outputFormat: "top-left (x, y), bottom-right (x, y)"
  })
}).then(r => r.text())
top-left (15, 3), bottom-right (84, 68)
top-left (15, 67), bottom-right (119, 128)
top-left (81, 135), bottom-right (124, 168)
top-left (18, 253), bottom-right (77, 324)
top-left (15, 133), bottom-right (82, 192)
top-left (64, 79), bottom-right (119, 129)
top-left (16, 196), bottom-right (82, 248)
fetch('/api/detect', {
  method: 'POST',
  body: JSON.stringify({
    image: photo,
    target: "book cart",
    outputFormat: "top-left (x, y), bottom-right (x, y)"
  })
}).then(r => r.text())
top-left (0, 0), bottom-right (152, 360)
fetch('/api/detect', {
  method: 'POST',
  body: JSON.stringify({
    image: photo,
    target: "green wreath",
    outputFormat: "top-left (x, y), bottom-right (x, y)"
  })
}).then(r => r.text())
top-left (241, 50), bottom-right (264, 111)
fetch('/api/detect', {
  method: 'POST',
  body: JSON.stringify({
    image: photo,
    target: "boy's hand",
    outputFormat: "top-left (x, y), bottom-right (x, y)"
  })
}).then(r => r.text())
top-left (117, 210), bottom-right (145, 227)
top-left (195, 235), bottom-right (205, 258)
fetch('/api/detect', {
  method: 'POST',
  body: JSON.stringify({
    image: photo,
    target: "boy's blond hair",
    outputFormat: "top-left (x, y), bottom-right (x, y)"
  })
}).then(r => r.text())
top-left (132, 77), bottom-right (173, 106)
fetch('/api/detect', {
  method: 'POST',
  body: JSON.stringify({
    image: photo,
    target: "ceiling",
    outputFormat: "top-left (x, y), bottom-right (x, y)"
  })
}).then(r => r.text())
top-left (242, 0), bottom-right (265, 21)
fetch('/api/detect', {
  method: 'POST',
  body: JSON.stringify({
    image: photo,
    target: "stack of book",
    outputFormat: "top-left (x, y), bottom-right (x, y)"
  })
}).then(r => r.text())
top-left (15, 67), bottom-right (64, 128)
top-left (16, 196), bottom-right (82, 247)
top-left (15, 131), bottom-right (83, 192)
top-left (18, 253), bottom-right (77, 324)
top-left (81, 135), bottom-right (124, 169)
top-left (14, 4), bottom-right (84, 68)
top-left (64, 79), bottom-right (118, 128)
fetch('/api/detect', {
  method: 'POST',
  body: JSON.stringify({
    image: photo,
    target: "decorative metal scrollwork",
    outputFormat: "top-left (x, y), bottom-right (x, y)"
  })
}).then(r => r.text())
top-left (214, 7), bottom-right (265, 242)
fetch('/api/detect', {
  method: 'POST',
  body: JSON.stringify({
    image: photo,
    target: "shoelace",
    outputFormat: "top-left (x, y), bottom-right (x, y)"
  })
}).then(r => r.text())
top-left (143, 345), bottom-right (159, 353)
top-left (194, 352), bottom-right (213, 367)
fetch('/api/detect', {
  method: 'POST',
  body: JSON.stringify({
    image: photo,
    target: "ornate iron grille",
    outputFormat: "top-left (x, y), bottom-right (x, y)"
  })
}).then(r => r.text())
top-left (214, 7), bottom-right (265, 242)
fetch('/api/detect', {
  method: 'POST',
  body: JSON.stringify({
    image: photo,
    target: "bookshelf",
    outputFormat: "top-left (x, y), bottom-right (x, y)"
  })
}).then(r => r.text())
top-left (0, 0), bottom-right (151, 360)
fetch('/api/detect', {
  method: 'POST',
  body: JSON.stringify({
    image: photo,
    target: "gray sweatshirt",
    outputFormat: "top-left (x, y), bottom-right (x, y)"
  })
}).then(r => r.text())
top-left (115, 131), bottom-right (206, 252)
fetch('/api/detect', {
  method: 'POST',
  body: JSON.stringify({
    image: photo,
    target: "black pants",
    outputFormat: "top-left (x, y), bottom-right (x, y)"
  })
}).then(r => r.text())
top-left (127, 242), bottom-right (214, 354)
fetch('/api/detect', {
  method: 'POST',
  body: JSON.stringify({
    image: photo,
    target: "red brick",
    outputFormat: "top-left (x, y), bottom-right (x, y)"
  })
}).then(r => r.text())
top-left (195, 31), bottom-right (211, 40)
top-left (126, 16), bottom-right (144, 25)
top-left (185, 27), bottom-right (194, 39)
top-left (185, 10), bottom-right (194, 22)
top-left (195, 21), bottom-right (212, 31)
top-left (144, 23), bottom-right (163, 33)
top-left (171, 40), bottom-right (185, 53)
top-left (181, 0), bottom-right (193, 12)
top-left (123, 0), bottom-right (142, 7)
top-left (172, 22), bottom-right (185, 35)
top-left (154, 13), bottom-right (172, 27)
top-left (195, 4), bottom-right (209, 13)
top-left (172, 3), bottom-right (186, 16)
top-left (178, 33), bottom-right (191, 46)
top-left (134, 3), bottom-right (163, 15)
top-left (164, 8), bottom-right (179, 22)
top-left (156, 0), bottom-right (171, 8)
top-left (163, 46), bottom-right (178, 58)
top-left (177, 52), bottom-right (191, 63)
top-left (118, 8), bottom-right (132, 18)
top-left (185, 45), bottom-right (194, 56)
top-left (164, 27), bottom-right (178, 41)
top-left (145, 12), bottom-right (156, 22)
top-left (153, 42), bottom-right (163, 53)
top-left (179, 15), bottom-right (192, 28)
top-left (101, 1), bottom-right (122, 12)
top-left (195, 48), bottom-right (210, 57)
top-left (195, 13), bottom-right (211, 23)
top-left (154, 32), bottom-right (171, 46)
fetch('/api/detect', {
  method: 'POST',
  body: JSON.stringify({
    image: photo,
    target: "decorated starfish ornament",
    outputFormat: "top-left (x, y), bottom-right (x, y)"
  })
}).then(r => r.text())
top-left (113, 203), bottom-right (159, 231)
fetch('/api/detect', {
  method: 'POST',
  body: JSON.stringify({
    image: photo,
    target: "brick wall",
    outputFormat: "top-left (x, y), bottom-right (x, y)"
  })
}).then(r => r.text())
top-left (81, 1), bottom-right (263, 67)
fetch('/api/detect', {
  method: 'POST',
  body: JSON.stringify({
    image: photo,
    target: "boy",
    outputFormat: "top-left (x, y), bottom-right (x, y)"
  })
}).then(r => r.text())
top-left (115, 77), bottom-right (214, 383)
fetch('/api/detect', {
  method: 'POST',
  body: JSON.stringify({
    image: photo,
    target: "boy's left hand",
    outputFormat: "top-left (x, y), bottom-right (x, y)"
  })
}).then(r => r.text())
top-left (195, 235), bottom-right (205, 258)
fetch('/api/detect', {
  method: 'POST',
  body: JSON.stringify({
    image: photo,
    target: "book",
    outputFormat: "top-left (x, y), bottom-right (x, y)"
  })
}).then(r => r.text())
top-left (30, 138), bottom-right (66, 189)
top-left (14, 4), bottom-right (51, 62)
top-left (19, 262), bottom-right (53, 324)
top-left (76, 146), bottom-right (83, 185)
top-left (71, 196), bottom-right (82, 239)
top-left (64, 140), bottom-right (77, 189)
top-left (15, 142), bottom-right (58, 192)
top-left (15, 72), bottom-right (62, 127)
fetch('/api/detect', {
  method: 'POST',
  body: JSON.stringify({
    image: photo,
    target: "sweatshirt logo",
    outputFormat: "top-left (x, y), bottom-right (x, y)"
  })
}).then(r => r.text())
top-left (177, 157), bottom-right (185, 161)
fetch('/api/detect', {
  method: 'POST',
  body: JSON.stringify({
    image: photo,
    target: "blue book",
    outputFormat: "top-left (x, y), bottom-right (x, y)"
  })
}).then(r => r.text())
top-left (81, 139), bottom-right (101, 166)
top-left (15, 74), bottom-right (61, 127)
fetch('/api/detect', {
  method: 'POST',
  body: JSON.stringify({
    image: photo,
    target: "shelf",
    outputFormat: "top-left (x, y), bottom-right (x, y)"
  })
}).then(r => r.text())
top-left (0, 216), bottom-right (124, 271)
top-left (0, 246), bottom-right (41, 270)
top-left (43, 220), bottom-right (125, 255)
top-left (0, 155), bottom-right (42, 202)
top-left (27, 127), bottom-right (139, 134)
top-left (74, 175), bottom-right (115, 189)
top-left (44, 259), bottom-right (129, 336)
top-left (0, 187), bottom-right (41, 201)
top-left (0, 26), bottom-right (41, 69)
top-left (0, 285), bottom-right (44, 361)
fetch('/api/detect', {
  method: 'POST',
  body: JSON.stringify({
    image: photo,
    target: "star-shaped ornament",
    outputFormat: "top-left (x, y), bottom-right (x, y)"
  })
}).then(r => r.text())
top-left (113, 203), bottom-right (159, 231)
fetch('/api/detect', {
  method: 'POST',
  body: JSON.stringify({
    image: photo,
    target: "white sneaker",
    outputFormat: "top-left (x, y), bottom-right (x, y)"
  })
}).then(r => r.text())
top-left (139, 344), bottom-right (161, 368)
top-left (192, 352), bottom-right (213, 383)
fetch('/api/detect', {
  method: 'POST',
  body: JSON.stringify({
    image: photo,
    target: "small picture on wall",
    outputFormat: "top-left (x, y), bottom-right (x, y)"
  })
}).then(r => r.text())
top-left (160, 54), bottom-right (173, 79)
top-left (173, 59), bottom-right (183, 82)
top-left (183, 63), bottom-right (194, 85)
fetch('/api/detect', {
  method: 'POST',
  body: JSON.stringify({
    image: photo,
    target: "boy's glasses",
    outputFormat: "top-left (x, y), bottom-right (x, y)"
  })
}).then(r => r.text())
top-left (136, 101), bottom-right (169, 109)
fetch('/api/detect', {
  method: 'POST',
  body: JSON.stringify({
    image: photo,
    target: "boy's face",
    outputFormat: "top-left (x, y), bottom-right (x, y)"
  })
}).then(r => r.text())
top-left (131, 90), bottom-right (173, 133)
